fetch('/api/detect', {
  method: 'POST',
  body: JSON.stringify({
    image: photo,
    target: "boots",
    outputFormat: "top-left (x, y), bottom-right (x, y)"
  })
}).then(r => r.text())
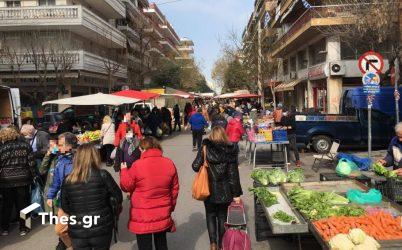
top-left (210, 243), bottom-right (218, 250)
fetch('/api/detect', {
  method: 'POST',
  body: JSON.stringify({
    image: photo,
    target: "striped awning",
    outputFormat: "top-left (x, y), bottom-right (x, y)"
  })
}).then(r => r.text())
top-left (274, 79), bottom-right (301, 92)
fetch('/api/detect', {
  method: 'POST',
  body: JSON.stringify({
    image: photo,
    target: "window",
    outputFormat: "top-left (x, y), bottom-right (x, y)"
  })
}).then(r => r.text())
top-left (309, 39), bottom-right (326, 65)
top-left (297, 50), bottom-right (308, 69)
top-left (6, 1), bottom-right (21, 7)
top-left (290, 57), bottom-right (296, 71)
top-left (39, 0), bottom-right (55, 6)
top-left (283, 59), bottom-right (289, 75)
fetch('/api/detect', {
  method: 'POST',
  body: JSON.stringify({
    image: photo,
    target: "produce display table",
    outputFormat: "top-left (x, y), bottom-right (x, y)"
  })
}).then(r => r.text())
top-left (279, 180), bottom-right (402, 250)
top-left (248, 140), bottom-right (289, 171)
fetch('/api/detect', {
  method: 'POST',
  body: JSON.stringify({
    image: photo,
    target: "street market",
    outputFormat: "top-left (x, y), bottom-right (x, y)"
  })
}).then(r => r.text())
top-left (1, 1), bottom-right (402, 250)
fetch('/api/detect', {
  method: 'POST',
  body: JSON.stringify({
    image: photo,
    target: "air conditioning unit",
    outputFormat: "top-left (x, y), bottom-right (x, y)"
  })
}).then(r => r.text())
top-left (290, 71), bottom-right (297, 79)
top-left (329, 61), bottom-right (346, 76)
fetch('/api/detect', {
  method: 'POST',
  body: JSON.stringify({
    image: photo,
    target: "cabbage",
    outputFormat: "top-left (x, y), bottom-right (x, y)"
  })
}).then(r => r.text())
top-left (267, 168), bottom-right (287, 185)
top-left (348, 228), bottom-right (366, 245)
top-left (251, 169), bottom-right (269, 185)
top-left (287, 169), bottom-right (304, 183)
top-left (363, 236), bottom-right (380, 249)
top-left (329, 234), bottom-right (354, 250)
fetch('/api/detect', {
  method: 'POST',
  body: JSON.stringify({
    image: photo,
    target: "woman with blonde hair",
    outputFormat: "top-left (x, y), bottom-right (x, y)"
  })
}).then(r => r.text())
top-left (192, 126), bottom-right (243, 250)
top-left (61, 143), bottom-right (122, 249)
top-left (0, 127), bottom-right (36, 236)
top-left (101, 115), bottom-right (115, 166)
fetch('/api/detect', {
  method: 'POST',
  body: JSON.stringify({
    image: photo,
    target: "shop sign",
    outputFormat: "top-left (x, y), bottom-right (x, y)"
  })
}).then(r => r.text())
top-left (308, 64), bottom-right (326, 80)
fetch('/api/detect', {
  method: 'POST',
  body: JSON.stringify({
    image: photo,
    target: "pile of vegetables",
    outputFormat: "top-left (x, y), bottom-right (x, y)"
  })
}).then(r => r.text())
top-left (251, 168), bottom-right (304, 186)
top-left (249, 187), bottom-right (278, 207)
top-left (287, 168), bottom-right (304, 183)
top-left (272, 211), bottom-right (296, 223)
top-left (287, 186), bottom-right (364, 220)
top-left (328, 228), bottom-right (380, 250)
top-left (372, 162), bottom-right (398, 178)
top-left (313, 211), bottom-right (402, 242)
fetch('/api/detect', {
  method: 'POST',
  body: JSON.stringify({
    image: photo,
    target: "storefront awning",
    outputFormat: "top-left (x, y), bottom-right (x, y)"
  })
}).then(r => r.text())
top-left (274, 79), bottom-right (302, 92)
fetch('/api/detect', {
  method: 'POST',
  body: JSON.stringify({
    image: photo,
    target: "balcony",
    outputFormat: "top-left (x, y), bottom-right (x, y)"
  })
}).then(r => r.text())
top-left (123, 0), bottom-right (149, 24)
top-left (271, 6), bottom-right (355, 57)
top-left (144, 3), bottom-right (165, 24)
top-left (0, 6), bottom-right (126, 48)
top-left (85, 0), bottom-right (126, 18)
top-left (117, 21), bottom-right (140, 40)
top-left (145, 26), bottom-right (164, 39)
top-left (0, 50), bottom-right (127, 79)
top-left (160, 24), bottom-right (180, 45)
top-left (178, 46), bottom-right (194, 53)
top-left (149, 47), bottom-right (164, 57)
top-left (160, 39), bottom-right (179, 55)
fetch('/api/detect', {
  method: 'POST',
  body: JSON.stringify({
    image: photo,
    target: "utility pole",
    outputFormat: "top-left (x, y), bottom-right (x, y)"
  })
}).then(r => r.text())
top-left (395, 58), bottom-right (400, 123)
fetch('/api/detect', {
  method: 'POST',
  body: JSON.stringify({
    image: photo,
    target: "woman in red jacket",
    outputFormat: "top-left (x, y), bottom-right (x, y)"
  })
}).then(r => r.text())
top-left (114, 112), bottom-right (142, 147)
top-left (120, 137), bottom-right (179, 250)
top-left (225, 112), bottom-right (245, 144)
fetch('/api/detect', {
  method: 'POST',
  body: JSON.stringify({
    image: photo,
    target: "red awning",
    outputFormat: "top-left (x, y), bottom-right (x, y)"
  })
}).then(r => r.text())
top-left (112, 90), bottom-right (160, 101)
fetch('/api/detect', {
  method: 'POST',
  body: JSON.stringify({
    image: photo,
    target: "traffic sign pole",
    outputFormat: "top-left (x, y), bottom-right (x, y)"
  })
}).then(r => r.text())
top-left (367, 95), bottom-right (373, 159)
top-left (395, 58), bottom-right (400, 123)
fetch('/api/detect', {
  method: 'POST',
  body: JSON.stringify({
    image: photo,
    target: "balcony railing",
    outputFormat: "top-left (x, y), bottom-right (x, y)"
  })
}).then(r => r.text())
top-left (0, 6), bottom-right (126, 48)
top-left (0, 6), bottom-right (78, 20)
top-left (271, 6), bottom-right (354, 54)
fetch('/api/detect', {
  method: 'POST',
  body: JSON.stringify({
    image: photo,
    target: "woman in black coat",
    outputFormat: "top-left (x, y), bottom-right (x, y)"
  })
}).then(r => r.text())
top-left (61, 143), bottom-right (123, 250)
top-left (0, 127), bottom-right (36, 236)
top-left (192, 126), bottom-right (243, 250)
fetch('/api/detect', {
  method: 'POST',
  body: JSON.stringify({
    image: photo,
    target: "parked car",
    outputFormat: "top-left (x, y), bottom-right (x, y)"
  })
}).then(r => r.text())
top-left (0, 85), bottom-right (21, 128)
top-left (134, 102), bottom-right (155, 111)
top-left (296, 108), bottom-right (394, 153)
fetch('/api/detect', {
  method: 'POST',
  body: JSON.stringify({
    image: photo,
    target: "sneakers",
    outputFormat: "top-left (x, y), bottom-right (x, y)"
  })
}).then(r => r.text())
top-left (1, 230), bottom-right (9, 236)
top-left (192, 146), bottom-right (197, 151)
top-left (19, 228), bottom-right (29, 236)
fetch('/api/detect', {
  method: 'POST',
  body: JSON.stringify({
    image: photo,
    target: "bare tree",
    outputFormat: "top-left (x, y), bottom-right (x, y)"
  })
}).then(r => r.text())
top-left (0, 33), bottom-right (27, 87)
top-left (101, 30), bottom-right (125, 93)
top-left (49, 31), bottom-right (78, 99)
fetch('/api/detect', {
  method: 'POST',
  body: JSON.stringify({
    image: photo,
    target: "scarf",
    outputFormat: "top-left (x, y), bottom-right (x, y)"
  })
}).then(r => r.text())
top-left (120, 137), bottom-right (139, 156)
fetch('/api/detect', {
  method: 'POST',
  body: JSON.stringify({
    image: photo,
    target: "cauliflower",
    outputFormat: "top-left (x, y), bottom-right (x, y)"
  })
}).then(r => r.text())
top-left (329, 234), bottom-right (355, 250)
top-left (348, 228), bottom-right (366, 245)
top-left (363, 236), bottom-right (380, 249)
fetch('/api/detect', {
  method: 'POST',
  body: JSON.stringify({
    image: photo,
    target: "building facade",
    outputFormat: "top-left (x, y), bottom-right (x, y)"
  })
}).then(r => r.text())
top-left (244, 0), bottom-right (400, 114)
top-left (0, 0), bottom-right (192, 108)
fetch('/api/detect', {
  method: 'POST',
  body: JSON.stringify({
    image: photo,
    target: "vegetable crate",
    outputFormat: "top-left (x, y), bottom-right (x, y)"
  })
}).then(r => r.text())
top-left (382, 178), bottom-right (402, 203)
top-left (254, 197), bottom-right (274, 241)
top-left (319, 173), bottom-right (371, 187)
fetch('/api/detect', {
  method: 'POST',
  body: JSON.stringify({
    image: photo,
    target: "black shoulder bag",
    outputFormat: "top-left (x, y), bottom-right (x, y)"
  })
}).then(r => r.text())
top-left (100, 170), bottom-right (119, 243)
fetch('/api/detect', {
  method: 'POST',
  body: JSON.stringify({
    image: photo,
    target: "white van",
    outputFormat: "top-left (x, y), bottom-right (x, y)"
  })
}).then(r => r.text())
top-left (0, 85), bottom-right (21, 128)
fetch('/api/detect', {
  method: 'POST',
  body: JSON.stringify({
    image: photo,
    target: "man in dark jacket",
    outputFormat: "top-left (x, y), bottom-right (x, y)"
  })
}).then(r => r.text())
top-left (173, 104), bottom-right (181, 132)
top-left (0, 127), bottom-right (36, 236)
top-left (189, 108), bottom-right (208, 151)
top-left (280, 106), bottom-right (301, 167)
top-left (379, 122), bottom-right (402, 176)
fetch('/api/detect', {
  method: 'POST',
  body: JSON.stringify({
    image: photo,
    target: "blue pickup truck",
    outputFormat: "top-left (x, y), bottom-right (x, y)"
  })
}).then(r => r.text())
top-left (295, 108), bottom-right (395, 153)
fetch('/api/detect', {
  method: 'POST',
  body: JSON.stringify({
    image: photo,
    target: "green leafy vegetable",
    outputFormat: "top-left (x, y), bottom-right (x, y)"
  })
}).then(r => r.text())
top-left (272, 211), bottom-right (296, 223)
top-left (249, 187), bottom-right (278, 207)
top-left (251, 169), bottom-right (269, 186)
top-left (287, 168), bottom-right (305, 183)
top-left (267, 168), bottom-right (287, 185)
top-left (373, 162), bottom-right (398, 179)
top-left (287, 186), bottom-right (364, 220)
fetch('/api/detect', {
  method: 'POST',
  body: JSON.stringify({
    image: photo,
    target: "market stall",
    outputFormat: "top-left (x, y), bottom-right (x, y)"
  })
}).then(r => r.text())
top-left (250, 167), bottom-right (402, 250)
top-left (42, 93), bottom-right (141, 106)
top-left (112, 90), bottom-right (160, 101)
top-left (244, 114), bottom-right (290, 170)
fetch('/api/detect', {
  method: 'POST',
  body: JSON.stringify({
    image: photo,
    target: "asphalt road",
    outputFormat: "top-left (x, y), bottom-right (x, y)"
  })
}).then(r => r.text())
top-left (1, 131), bottom-right (336, 250)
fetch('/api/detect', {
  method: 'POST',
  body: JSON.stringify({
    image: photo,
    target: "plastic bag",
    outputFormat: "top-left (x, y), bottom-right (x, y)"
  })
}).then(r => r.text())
top-left (110, 148), bottom-right (117, 160)
top-left (336, 158), bottom-right (359, 177)
top-left (31, 179), bottom-right (44, 213)
top-left (346, 188), bottom-right (382, 205)
top-left (337, 153), bottom-right (372, 171)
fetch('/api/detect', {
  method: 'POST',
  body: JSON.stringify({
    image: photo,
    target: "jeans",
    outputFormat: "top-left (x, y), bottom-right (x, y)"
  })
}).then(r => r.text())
top-left (72, 231), bottom-right (112, 250)
top-left (192, 130), bottom-right (203, 149)
top-left (1, 185), bottom-right (30, 231)
top-left (136, 231), bottom-right (168, 250)
top-left (287, 134), bottom-right (300, 161)
top-left (204, 200), bottom-right (230, 247)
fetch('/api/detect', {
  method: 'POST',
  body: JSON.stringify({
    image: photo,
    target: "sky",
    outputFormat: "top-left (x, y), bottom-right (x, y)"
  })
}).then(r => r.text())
top-left (155, 0), bottom-right (254, 91)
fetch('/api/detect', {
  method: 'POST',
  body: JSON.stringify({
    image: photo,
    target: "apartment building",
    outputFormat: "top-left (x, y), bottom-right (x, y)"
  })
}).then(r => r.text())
top-left (0, 0), bottom-right (128, 105)
top-left (0, 0), bottom-right (191, 107)
top-left (245, 0), bottom-right (400, 114)
top-left (176, 37), bottom-right (194, 61)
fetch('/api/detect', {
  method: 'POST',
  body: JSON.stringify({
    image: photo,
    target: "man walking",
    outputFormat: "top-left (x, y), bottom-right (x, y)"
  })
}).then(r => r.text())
top-left (173, 104), bottom-right (181, 132)
top-left (280, 106), bottom-right (301, 167)
top-left (189, 108), bottom-right (207, 151)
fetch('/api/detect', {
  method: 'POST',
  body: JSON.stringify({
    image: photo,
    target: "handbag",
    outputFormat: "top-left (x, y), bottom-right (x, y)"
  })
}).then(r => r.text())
top-left (31, 177), bottom-right (44, 213)
top-left (110, 148), bottom-right (117, 160)
top-left (192, 146), bottom-right (210, 201)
